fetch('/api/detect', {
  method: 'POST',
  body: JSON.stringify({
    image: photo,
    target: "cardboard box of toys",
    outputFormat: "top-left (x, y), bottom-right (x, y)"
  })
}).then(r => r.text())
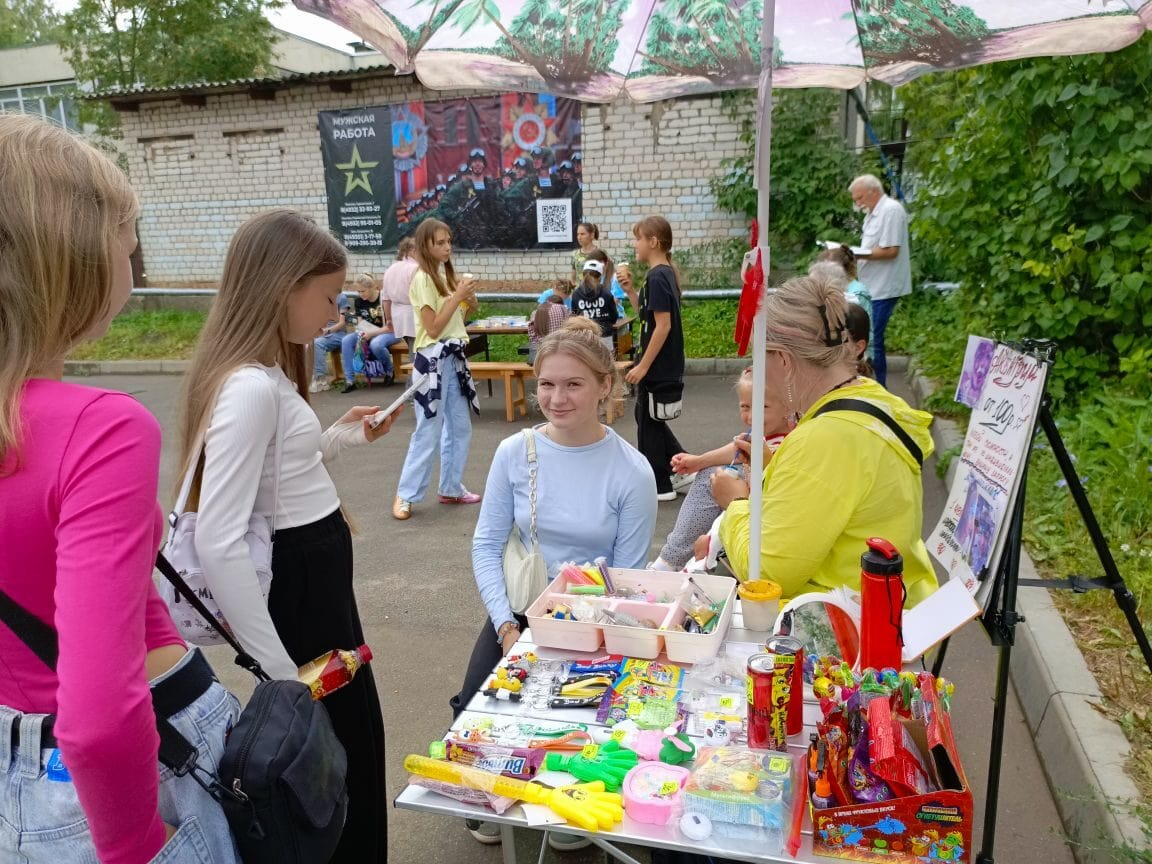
top-left (810, 670), bottom-right (972, 863)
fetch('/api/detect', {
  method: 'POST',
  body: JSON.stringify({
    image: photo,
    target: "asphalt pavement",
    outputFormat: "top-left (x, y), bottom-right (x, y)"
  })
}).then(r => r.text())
top-left (75, 371), bottom-right (1076, 864)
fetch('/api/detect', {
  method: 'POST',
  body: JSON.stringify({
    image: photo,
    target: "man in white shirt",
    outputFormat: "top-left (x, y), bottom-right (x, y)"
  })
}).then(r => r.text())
top-left (850, 174), bottom-right (911, 386)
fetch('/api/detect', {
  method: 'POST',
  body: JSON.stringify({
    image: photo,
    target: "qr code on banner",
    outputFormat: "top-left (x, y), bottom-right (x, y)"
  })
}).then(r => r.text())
top-left (536, 198), bottom-right (573, 243)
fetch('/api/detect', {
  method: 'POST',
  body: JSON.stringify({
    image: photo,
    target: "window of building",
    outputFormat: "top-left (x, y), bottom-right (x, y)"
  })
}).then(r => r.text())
top-left (0, 81), bottom-right (79, 130)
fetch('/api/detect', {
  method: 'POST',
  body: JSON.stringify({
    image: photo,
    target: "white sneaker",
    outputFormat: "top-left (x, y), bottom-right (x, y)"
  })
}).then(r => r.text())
top-left (656, 490), bottom-right (678, 502)
top-left (671, 472), bottom-right (698, 493)
top-left (648, 557), bottom-right (676, 571)
top-left (309, 377), bottom-right (330, 393)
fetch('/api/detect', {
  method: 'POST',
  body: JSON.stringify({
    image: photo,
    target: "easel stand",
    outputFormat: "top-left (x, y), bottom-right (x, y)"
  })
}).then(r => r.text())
top-left (961, 393), bottom-right (1152, 864)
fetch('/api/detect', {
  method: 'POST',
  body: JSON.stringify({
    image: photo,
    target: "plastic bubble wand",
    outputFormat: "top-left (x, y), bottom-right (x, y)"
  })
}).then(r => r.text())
top-left (404, 755), bottom-right (623, 832)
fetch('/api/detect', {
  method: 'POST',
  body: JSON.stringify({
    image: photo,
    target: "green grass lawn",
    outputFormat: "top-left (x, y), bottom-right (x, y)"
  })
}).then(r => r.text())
top-left (76, 300), bottom-right (746, 363)
top-left (69, 310), bottom-right (209, 361)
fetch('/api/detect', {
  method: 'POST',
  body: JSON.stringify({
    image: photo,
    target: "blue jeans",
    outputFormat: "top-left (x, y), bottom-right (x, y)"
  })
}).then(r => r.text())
top-left (0, 649), bottom-right (241, 864)
top-left (396, 354), bottom-right (473, 501)
top-left (870, 297), bottom-right (900, 387)
top-left (367, 333), bottom-right (402, 376)
top-left (312, 332), bottom-right (345, 378)
top-left (338, 332), bottom-right (362, 384)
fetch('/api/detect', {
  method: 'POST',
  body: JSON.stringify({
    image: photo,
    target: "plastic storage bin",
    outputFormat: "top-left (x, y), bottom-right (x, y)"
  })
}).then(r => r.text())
top-left (525, 568), bottom-right (736, 662)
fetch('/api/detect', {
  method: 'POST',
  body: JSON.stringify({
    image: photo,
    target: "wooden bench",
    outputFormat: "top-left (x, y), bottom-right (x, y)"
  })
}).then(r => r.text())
top-left (397, 359), bottom-right (635, 424)
top-left (401, 360), bottom-right (533, 422)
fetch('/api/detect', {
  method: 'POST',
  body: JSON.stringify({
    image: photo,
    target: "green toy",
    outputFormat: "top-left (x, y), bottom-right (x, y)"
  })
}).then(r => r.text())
top-left (545, 746), bottom-right (639, 792)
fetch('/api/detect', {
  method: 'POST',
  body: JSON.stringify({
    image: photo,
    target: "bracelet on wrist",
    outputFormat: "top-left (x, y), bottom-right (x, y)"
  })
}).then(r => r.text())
top-left (496, 621), bottom-right (520, 641)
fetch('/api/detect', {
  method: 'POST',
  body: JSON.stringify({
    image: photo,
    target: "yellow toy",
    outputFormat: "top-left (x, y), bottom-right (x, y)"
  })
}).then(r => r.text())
top-left (404, 755), bottom-right (624, 832)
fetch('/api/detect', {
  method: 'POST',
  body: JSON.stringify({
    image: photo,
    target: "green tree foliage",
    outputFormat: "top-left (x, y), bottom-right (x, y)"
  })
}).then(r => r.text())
top-left (903, 38), bottom-right (1152, 404)
top-left (850, 0), bottom-right (989, 65)
top-left (711, 89), bottom-right (860, 272)
top-left (0, 0), bottom-right (61, 47)
top-left (60, 0), bottom-right (279, 128)
top-left (639, 0), bottom-right (766, 80)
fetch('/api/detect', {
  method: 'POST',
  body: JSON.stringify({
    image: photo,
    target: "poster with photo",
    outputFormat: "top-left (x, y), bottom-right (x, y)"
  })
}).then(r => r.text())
top-left (954, 335), bottom-right (996, 409)
top-left (393, 91), bottom-right (583, 249)
top-left (929, 343), bottom-right (1048, 607)
top-left (320, 92), bottom-right (583, 251)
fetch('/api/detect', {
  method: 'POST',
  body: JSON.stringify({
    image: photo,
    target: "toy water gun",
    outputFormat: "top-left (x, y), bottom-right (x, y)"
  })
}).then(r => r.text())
top-left (404, 755), bottom-right (623, 832)
top-left (545, 747), bottom-right (638, 792)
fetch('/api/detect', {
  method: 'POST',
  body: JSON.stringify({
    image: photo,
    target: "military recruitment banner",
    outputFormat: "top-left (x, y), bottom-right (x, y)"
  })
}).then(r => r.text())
top-left (318, 107), bottom-right (398, 252)
top-left (320, 93), bottom-right (582, 252)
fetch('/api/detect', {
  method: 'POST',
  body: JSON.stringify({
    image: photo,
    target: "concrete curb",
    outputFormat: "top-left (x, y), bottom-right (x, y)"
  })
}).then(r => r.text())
top-left (64, 359), bottom-right (190, 375)
top-left (904, 358), bottom-right (1148, 864)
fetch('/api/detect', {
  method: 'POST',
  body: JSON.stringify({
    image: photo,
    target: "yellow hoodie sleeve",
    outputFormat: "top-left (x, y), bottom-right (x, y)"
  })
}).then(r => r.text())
top-left (719, 419), bottom-right (875, 596)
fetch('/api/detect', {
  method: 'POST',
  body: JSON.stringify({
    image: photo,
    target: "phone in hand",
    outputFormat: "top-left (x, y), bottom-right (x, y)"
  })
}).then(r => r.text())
top-left (369, 372), bottom-right (429, 429)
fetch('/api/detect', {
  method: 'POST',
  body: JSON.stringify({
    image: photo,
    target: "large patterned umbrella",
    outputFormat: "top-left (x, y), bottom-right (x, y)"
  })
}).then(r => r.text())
top-left (295, 0), bottom-right (1152, 580)
top-left (295, 0), bottom-right (1152, 100)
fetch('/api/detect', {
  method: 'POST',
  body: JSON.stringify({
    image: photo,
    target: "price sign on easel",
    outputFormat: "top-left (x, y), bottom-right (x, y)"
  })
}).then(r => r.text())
top-left (929, 342), bottom-right (1048, 611)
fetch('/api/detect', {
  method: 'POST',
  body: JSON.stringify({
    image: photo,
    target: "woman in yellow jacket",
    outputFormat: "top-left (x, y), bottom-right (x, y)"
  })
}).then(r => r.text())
top-left (710, 274), bottom-right (938, 606)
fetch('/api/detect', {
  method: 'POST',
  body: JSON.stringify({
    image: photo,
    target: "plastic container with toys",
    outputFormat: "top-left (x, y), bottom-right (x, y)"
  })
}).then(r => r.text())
top-left (525, 567), bottom-right (735, 662)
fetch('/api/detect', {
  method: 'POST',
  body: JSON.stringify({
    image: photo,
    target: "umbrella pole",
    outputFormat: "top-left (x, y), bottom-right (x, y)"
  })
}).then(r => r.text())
top-left (747, 0), bottom-right (776, 585)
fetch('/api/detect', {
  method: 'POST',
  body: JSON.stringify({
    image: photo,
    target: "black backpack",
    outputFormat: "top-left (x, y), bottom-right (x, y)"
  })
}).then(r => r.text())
top-left (154, 553), bottom-right (349, 863)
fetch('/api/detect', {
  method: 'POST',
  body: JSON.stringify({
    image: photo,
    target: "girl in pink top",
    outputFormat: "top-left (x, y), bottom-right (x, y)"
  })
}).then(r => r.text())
top-left (0, 116), bottom-right (240, 863)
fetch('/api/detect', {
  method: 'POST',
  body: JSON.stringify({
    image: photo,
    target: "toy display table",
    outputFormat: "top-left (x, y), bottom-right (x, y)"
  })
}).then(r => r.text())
top-left (395, 618), bottom-right (830, 864)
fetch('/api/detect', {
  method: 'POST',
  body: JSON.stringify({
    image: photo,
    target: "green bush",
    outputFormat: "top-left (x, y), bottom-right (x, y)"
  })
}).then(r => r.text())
top-left (712, 89), bottom-right (862, 273)
top-left (886, 290), bottom-right (1152, 614)
top-left (902, 40), bottom-right (1152, 405)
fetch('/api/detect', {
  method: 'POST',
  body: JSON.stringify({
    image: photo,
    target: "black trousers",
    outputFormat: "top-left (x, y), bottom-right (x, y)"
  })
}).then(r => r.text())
top-left (449, 613), bottom-right (528, 718)
top-left (636, 380), bottom-right (684, 495)
top-left (269, 508), bottom-right (387, 863)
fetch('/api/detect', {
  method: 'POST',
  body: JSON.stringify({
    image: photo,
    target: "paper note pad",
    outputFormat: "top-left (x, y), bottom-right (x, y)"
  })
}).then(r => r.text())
top-left (902, 578), bottom-right (980, 662)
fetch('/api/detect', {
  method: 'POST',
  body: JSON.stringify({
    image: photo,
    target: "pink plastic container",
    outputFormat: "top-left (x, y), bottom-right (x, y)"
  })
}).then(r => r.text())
top-left (623, 762), bottom-right (691, 825)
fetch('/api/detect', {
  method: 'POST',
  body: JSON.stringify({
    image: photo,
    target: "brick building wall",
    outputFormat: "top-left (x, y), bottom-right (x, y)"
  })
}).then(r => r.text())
top-left (115, 73), bottom-right (747, 289)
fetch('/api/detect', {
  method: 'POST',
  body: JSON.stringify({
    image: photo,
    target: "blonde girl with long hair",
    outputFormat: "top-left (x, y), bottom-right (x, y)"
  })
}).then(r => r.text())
top-left (453, 318), bottom-right (655, 849)
top-left (392, 218), bottom-right (481, 520)
top-left (0, 115), bottom-right (240, 862)
top-left (177, 209), bottom-right (398, 862)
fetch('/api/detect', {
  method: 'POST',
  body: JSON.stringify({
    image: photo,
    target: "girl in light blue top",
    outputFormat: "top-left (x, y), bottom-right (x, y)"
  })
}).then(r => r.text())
top-left (452, 315), bottom-right (656, 702)
top-left (450, 316), bottom-right (656, 848)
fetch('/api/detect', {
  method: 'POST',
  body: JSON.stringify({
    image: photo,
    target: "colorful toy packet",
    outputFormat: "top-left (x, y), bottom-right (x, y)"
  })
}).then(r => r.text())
top-left (596, 659), bottom-right (686, 728)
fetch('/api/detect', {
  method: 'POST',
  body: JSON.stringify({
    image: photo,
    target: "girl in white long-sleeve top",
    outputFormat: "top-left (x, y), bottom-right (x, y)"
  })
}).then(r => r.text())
top-left (176, 210), bottom-right (399, 863)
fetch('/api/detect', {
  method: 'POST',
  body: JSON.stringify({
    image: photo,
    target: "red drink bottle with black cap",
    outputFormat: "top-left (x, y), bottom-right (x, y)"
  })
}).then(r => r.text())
top-left (859, 538), bottom-right (905, 671)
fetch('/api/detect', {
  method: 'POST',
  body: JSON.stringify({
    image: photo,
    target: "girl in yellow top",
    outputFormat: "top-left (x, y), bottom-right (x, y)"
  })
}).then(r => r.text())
top-left (393, 219), bottom-right (481, 520)
top-left (710, 274), bottom-right (938, 606)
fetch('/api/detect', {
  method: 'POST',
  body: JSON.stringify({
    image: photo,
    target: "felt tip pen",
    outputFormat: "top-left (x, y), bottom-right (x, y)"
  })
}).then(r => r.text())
top-left (595, 557), bottom-right (616, 594)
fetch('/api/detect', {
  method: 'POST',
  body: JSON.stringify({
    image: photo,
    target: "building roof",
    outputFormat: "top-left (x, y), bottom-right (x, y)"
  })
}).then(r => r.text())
top-left (93, 63), bottom-right (400, 109)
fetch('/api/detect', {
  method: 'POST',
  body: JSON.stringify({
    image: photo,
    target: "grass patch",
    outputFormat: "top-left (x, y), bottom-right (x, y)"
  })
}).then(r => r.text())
top-left (79, 295), bottom-right (746, 366)
top-left (890, 290), bottom-right (1152, 820)
top-left (69, 310), bottom-right (208, 361)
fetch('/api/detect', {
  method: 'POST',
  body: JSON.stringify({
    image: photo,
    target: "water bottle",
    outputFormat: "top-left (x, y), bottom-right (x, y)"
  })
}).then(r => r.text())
top-left (858, 538), bottom-right (905, 672)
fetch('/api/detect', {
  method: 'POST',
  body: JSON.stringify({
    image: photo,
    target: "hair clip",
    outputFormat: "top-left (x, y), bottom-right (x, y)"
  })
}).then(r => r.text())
top-left (817, 304), bottom-right (846, 347)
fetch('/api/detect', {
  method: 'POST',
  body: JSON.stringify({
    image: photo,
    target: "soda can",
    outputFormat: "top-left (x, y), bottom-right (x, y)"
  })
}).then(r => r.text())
top-left (765, 634), bottom-right (805, 737)
top-left (746, 652), bottom-right (780, 750)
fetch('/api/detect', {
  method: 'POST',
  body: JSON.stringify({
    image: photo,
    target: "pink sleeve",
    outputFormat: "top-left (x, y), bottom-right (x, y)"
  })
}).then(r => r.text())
top-left (52, 394), bottom-right (168, 864)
